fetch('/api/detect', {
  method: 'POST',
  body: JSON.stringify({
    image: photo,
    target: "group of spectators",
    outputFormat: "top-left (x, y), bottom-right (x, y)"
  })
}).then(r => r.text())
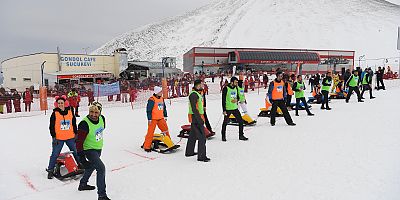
top-left (0, 87), bottom-right (33, 114)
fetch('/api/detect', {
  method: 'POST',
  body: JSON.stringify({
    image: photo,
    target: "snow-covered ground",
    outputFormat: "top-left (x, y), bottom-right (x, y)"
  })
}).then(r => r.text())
top-left (94, 0), bottom-right (400, 67)
top-left (2, 82), bottom-right (400, 200)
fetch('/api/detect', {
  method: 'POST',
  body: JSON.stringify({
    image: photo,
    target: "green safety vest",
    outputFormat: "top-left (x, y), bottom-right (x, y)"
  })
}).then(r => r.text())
top-left (294, 81), bottom-right (305, 99)
top-left (83, 116), bottom-right (105, 150)
top-left (188, 90), bottom-right (204, 115)
top-left (321, 78), bottom-right (332, 91)
top-left (362, 74), bottom-right (368, 85)
top-left (225, 86), bottom-right (238, 110)
top-left (349, 75), bottom-right (359, 87)
top-left (237, 86), bottom-right (246, 103)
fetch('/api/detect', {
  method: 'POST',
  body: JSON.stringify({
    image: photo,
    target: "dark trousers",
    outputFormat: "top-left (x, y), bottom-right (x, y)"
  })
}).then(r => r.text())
top-left (186, 121), bottom-right (207, 160)
top-left (221, 109), bottom-right (244, 138)
top-left (321, 90), bottom-right (329, 108)
top-left (361, 84), bottom-right (373, 98)
top-left (48, 138), bottom-right (79, 170)
top-left (24, 102), bottom-right (31, 112)
top-left (80, 149), bottom-right (106, 197)
top-left (295, 97), bottom-right (312, 115)
top-left (346, 86), bottom-right (362, 102)
top-left (286, 95), bottom-right (292, 107)
top-left (203, 111), bottom-right (213, 132)
top-left (377, 78), bottom-right (385, 89)
top-left (271, 100), bottom-right (293, 125)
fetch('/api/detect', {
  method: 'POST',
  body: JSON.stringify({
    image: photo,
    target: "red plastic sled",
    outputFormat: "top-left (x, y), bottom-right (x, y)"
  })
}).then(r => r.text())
top-left (178, 125), bottom-right (215, 138)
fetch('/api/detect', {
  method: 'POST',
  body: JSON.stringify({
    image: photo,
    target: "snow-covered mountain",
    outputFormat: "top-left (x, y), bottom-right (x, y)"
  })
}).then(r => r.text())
top-left (93, 0), bottom-right (400, 67)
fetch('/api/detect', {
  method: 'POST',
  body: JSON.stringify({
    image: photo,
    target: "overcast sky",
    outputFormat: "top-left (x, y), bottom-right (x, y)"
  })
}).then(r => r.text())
top-left (0, 0), bottom-right (214, 61)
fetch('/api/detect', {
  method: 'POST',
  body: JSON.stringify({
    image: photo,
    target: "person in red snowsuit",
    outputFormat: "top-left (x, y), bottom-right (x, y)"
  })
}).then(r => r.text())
top-left (22, 88), bottom-right (33, 112)
top-left (87, 88), bottom-right (95, 106)
top-left (67, 88), bottom-right (80, 117)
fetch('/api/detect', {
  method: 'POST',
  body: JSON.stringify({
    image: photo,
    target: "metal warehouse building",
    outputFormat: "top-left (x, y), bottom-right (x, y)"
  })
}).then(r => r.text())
top-left (183, 47), bottom-right (355, 74)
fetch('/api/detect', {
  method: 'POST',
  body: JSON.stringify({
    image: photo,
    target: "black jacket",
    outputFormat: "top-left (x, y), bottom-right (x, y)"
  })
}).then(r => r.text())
top-left (49, 107), bottom-right (77, 138)
top-left (189, 90), bottom-right (204, 124)
top-left (292, 81), bottom-right (306, 92)
top-left (222, 84), bottom-right (239, 111)
top-left (322, 77), bottom-right (332, 86)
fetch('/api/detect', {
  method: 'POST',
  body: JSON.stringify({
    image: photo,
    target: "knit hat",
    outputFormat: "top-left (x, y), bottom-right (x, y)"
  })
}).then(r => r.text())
top-left (154, 86), bottom-right (163, 94)
top-left (89, 102), bottom-right (102, 113)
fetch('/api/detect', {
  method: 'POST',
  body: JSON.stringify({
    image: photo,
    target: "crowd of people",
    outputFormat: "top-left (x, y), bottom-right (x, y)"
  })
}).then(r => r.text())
top-left (41, 65), bottom-right (394, 200)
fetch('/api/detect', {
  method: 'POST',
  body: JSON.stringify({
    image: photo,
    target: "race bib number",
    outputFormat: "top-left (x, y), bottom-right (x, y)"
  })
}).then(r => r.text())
top-left (157, 102), bottom-right (163, 110)
top-left (276, 85), bottom-right (283, 93)
top-left (95, 127), bottom-right (104, 142)
top-left (239, 89), bottom-right (244, 95)
top-left (60, 120), bottom-right (71, 131)
top-left (230, 91), bottom-right (237, 99)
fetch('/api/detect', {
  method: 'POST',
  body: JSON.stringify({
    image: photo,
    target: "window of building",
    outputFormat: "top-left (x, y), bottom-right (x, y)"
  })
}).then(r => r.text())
top-left (23, 78), bottom-right (32, 82)
top-left (11, 78), bottom-right (16, 81)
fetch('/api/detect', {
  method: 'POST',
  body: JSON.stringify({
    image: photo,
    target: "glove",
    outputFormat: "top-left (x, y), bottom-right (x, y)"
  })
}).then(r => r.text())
top-left (52, 138), bottom-right (59, 146)
top-left (78, 151), bottom-right (90, 169)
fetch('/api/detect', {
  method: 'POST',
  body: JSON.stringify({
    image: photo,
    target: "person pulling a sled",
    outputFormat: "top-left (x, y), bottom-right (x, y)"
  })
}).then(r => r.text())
top-left (186, 80), bottom-right (210, 162)
top-left (47, 95), bottom-right (79, 179)
top-left (221, 77), bottom-right (248, 141)
top-left (76, 102), bottom-right (111, 200)
top-left (143, 86), bottom-right (176, 152)
top-left (267, 71), bottom-right (296, 126)
top-left (292, 75), bottom-right (314, 116)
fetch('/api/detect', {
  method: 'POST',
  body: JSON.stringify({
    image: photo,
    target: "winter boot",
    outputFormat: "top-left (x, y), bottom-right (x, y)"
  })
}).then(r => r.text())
top-left (197, 157), bottom-right (211, 162)
top-left (222, 133), bottom-right (226, 142)
top-left (46, 168), bottom-right (54, 179)
top-left (239, 134), bottom-right (248, 141)
top-left (78, 184), bottom-right (96, 191)
top-left (98, 196), bottom-right (111, 200)
top-left (287, 122), bottom-right (296, 126)
top-left (307, 112), bottom-right (314, 116)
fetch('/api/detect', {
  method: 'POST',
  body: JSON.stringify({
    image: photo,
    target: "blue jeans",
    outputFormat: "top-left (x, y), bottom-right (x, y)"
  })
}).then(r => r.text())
top-left (80, 149), bottom-right (106, 197)
top-left (48, 138), bottom-right (79, 170)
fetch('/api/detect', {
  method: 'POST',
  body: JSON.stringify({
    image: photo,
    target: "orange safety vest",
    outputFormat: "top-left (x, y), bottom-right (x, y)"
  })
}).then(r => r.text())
top-left (149, 96), bottom-right (165, 120)
top-left (54, 109), bottom-right (75, 140)
top-left (272, 81), bottom-right (285, 100)
top-left (287, 83), bottom-right (294, 95)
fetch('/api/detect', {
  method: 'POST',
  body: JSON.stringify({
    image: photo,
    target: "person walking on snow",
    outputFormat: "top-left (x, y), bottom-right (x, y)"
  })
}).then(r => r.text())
top-left (267, 71), bottom-right (296, 126)
top-left (293, 75), bottom-right (314, 116)
top-left (321, 71), bottom-right (332, 110)
top-left (186, 80), bottom-right (210, 162)
top-left (22, 88), bottom-right (33, 112)
top-left (76, 102), bottom-right (111, 200)
top-left (202, 87), bottom-right (215, 135)
top-left (68, 88), bottom-right (81, 117)
top-left (345, 70), bottom-right (364, 103)
top-left (143, 86), bottom-right (170, 152)
top-left (46, 95), bottom-right (79, 179)
top-left (221, 77), bottom-right (248, 141)
top-left (361, 68), bottom-right (375, 99)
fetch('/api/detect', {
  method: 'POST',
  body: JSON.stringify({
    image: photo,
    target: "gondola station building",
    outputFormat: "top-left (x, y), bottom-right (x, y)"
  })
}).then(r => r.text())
top-left (1, 49), bottom-right (128, 91)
